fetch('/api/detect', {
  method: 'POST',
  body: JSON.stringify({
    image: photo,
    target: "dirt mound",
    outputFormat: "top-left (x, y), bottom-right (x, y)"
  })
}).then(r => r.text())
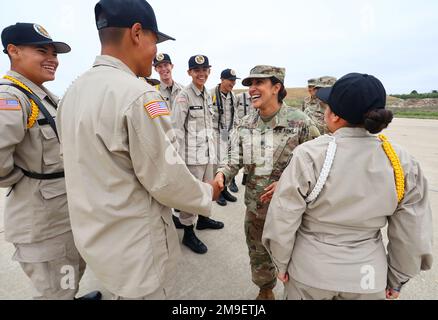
top-left (388, 97), bottom-right (438, 109)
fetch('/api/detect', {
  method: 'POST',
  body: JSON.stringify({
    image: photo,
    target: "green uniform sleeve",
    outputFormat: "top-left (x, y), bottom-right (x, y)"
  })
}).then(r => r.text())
top-left (217, 125), bottom-right (244, 185)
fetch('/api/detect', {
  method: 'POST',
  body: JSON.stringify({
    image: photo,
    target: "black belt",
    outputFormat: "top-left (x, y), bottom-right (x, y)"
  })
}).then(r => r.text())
top-left (20, 168), bottom-right (65, 180)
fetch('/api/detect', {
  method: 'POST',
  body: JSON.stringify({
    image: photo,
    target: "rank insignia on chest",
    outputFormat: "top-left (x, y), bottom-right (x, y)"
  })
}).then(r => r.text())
top-left (144, 100), bottom-right (170, 119)
top-left (0, 99), bottom-right (21, 111)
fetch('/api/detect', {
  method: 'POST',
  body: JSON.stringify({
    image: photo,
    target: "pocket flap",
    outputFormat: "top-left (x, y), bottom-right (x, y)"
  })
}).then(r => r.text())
top-left (40, 125), bottom-right (57, 140)
top-left (13, 243), bottom-right (66, 263)
top-left (40, 179), bottom-right (67, 200)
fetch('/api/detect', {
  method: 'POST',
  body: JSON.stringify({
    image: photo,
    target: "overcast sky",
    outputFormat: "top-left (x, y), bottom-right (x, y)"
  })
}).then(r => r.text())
top-left (1, 0), bottom-right (437, 96)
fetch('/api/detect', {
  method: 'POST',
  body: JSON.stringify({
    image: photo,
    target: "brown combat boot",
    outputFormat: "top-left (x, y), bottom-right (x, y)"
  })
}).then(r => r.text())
top-left (256, 288), bottom-right (275, 300)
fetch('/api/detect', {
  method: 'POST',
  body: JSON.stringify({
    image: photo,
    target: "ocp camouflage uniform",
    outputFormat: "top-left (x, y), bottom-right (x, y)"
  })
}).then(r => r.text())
top-left (218, 104), bottom-right (320, 290)
top-left (303, 76), bottom-right (337, 134)
top-left (303, 97), bottom-right (327, 134)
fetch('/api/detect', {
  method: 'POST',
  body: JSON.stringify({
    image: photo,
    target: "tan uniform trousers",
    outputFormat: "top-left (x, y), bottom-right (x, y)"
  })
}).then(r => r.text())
top-left (285, 278), bottom-right (386, 300)
top-left (13, 231), bottom-right (86, 300)
top-left (179, 164), bottom-right (213, 226)
top-left (113, 287), bottom-right (168, 300)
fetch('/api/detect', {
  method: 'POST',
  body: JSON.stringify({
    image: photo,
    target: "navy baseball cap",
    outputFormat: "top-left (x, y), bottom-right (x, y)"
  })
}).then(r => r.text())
top-left (95, 0), bottom-right (175, 44)
top-left (316, 73), bottom-right (387, 125)
top-left (153, 53), bottom-right (172, 66)
top-left (188, 55), bottom-right (211, 70)
top-left (1, 23), bottom-right (71, 54)
top-left (221, 69), bottom-right (240, 81)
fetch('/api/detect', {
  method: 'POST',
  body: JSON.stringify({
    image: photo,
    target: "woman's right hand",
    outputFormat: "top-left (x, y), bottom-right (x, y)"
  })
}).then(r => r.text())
top-left (214, 172), bottom-right (225, 190)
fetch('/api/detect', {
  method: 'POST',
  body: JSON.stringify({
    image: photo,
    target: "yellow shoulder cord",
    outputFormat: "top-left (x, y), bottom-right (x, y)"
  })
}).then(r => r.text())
top-left (155, 84), bottom-right (160, 90)
top-left (3, 75), bottom-right (39, 129)
top-left (378, 134), bottom-right (405, 203)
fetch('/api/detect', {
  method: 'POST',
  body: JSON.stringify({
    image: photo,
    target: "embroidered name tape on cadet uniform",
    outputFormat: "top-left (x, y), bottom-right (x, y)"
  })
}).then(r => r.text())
top-left (0, 99), bottom-right (21, 110)
top-left (144, 100), bottom-right (170, 119)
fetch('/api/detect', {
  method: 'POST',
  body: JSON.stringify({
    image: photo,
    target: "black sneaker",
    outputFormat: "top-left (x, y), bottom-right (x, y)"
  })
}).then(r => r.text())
top-left (172, 215), bottom-right (184, 229)
top-left (182, 225), bottom-right (208, 254)
top-left (196, 216), bottom-right (224, 230)
top-left (216, 193), bottom-right (227, 206)
top-left (229, 178), bottom-right (239, 193)
top-left (222, 189), bottom-right (237, 202)
top-left (242, 174), bottom-right (248, 186)
top-left (75, 291), bottom-right (102, 300)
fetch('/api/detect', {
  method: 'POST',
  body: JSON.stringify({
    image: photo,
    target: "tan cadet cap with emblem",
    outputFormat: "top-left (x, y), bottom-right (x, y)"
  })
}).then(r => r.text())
top-left (242, 65), bottom-right (286, 86)
top-left (195, 55), bottom-right (205, 65)
top-left (314, 76), bottom-right (337, 88)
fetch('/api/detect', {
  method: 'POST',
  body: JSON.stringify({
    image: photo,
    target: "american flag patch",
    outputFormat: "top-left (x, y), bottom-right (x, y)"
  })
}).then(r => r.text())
top-left (0, 99), bottom-right (21, 111)
top-left (144, 100), bottom-right (170, 119)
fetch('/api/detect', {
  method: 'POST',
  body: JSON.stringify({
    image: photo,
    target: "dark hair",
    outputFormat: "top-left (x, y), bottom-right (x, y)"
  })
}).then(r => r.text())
top-left (270, 77), bottom-right (288, 104)
top-left (97, 13), bottom-right (125, 45)
top-left (363, 109), bottom-right (393, 134)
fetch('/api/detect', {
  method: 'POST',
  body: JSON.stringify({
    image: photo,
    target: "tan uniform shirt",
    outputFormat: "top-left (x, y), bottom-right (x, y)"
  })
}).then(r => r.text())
top-left (236, 91), bottom-right (256, 121)
top-left (210, 87), bottom-right (238, 165)
top-left (263, 128), bottom-right (433, 293)
top-left (57, 55), bottom-right (213, 298)
top-left (0, 71), bottom-right (70, 244)
top-left (156, 81), bottom-right (183, 110)
top-left (172, 82), bottom-right (216, 165)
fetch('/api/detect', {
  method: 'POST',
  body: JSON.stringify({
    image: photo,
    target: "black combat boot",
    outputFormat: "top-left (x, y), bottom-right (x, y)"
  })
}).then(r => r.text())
top-left (75, 291), bottom-right (103, 300)
top-left (182, 225), bottom-right (208, 254)
top-left (222, 187), bottom-right (237, 202)
top-left (229, 177), bottom-right (239, 193)
top-left (216, 192), bottom-right (227, 206)
top-left (172, 215), bottom-right (184, 229)
top-left (196, 215), bottom-right (224, 230)
top-left (242, 174), bottom-right (248, 186)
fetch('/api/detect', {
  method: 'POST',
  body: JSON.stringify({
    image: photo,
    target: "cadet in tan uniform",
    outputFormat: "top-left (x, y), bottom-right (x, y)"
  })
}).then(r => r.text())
top-left (263, 73), bottom-right (433, 300)
top-left (302, 76), bottom-right (337, 134)
top-left (0, 23), bottom-right (100, 300)
top-left (172, 55), bottom-right (225, 254)
top-left (57, 0), bottom-right (221, 300)
top-left (215, 65), bottom-right (319, 300)
top-left (153, 53), bottom-right (183, 110)
top-left (236, 91), bottom-right (256, 121)
top-left (211, 69), bottom-right (240, 206)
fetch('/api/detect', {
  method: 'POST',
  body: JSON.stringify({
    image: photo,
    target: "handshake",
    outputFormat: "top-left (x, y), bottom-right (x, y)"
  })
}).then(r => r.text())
top-left (206, 172), bottom-right (226, 201)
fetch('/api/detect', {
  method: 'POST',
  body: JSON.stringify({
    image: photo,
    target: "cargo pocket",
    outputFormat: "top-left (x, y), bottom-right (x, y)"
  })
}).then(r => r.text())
top-left (13, 241), bottom-right (66, 263)
top-left (40, 125), bottom-right (60, 166)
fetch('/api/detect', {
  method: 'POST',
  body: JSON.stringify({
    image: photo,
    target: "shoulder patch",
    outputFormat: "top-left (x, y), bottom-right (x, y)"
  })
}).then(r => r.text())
top-left (144, 100), bottom-right (170, 119)
top-left (0, 99), bottom-right (21, 111)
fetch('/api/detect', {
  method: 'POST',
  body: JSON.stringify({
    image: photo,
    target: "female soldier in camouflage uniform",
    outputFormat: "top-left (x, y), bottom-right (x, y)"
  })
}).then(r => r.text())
top-left (262, 73), bottom-right (433, 300)
top-left (215, 65), bottom-right (319, 300)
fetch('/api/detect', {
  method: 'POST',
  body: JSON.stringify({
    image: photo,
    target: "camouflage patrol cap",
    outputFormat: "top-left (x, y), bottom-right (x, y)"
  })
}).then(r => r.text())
top-left (242, 65), bottom-right (285, 86)
top-left (314, 76), bottom-right (337, 88)
top-left (308, 78), bottom-right (317, 87)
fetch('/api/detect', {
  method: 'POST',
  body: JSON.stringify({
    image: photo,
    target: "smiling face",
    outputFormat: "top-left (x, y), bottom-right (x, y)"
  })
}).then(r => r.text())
top-left (188, 67), bottom-right (210, 90)
top-left (155, 62), bottom-right (173, 83)
top-left (9, 44), bottom-right (59, 85)
top-left (248, 78), bottom-right (280, 110)
top-left (220, 78), bottom-right (236, 94)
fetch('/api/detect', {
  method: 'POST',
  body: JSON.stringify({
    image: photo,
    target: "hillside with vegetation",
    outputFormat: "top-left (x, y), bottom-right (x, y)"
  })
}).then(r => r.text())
top-left (235, 88), bottom-right (438, 119)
